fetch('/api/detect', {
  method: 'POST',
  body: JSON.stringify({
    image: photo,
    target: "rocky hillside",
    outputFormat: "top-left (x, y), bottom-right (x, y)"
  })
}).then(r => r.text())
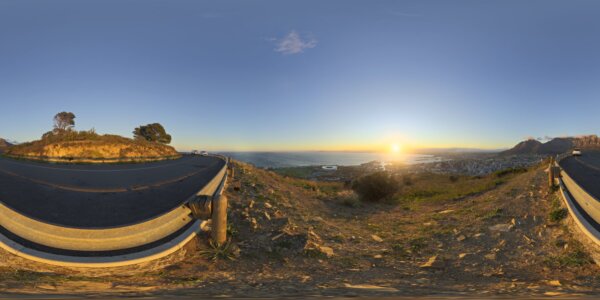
top-left (574, 135), bottom-right (600, 148)
top-left (501, 137), bottom-right (575, 156)
top-left (6, 133), bottom-right (178, 161)
top-left (0, 138), bottom-right (12, 153)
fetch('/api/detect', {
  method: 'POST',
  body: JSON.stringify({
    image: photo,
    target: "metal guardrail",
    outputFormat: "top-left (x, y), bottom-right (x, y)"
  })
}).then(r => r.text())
top-left (187, 154), bottom-right (229, 245)
top-left (0, 154), bottom-right (231, 267)
top-left (555, 153), bottom-right (600, 246)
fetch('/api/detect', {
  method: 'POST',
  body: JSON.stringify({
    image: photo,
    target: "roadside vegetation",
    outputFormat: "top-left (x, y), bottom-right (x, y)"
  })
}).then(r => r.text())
top-left (343, 166), bottom-right (531, 205)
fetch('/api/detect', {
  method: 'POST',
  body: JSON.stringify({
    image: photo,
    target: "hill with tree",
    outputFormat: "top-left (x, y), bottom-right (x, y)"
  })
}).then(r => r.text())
top-left (5, 112), bottom-right (180, 162)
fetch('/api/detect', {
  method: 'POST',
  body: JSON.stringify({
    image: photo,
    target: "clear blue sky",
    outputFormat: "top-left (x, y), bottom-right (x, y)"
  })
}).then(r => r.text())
top-left (1, 0), bottom-right (600, 151)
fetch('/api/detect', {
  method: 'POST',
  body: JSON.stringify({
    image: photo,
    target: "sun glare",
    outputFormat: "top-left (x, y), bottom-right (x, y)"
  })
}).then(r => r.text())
top-left (391, 143), bottom-right (402, 153)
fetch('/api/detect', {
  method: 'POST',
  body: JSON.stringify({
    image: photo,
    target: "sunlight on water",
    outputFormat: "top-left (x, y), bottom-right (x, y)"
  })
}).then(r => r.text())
top-left (219, 151), bottom-right (441, 168)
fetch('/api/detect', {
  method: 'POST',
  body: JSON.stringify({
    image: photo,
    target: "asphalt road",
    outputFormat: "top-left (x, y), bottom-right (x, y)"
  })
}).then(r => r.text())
top-left (0, 155), bottom-right (225, 228)
top-left (559, 150), bottom-right (600, 200)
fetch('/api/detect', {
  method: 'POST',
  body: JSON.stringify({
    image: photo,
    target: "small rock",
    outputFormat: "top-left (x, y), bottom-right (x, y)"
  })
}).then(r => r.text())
top-left (489, 224), bottom-right (512, 232)
top-left (308, 229), bottom-right (321, 241)
top-left (373, 254), bottom-right (383, 259)
top-left (37, 284), bottom-right (56, 290)
top-left (318, 246), bottom-right (334, 258)
top-left (264, 211), bottom-right (271, 220)
top-left (250, 218), bottom-right (258, 229)
top-left (458, 253), bottom-right (468, 259)
top-left (511, 218), bottom-right (517, 225)
top-left (473, 233), bottom-right (485, 238)
top-left (264, 202), bottom-right (273, 209)
top-left (248, 200), bottom-right (255, 208)
top-left (547, 280), bottom-right (561, 286)
top-left (371, 234), bottom-right (384, 242)
top-left (420, 255), bottom-right (444, 268)
top-left (343, 283), bottom-right (398, 292)
top-left (271, 233), bottom-right (285, 241)
top-left (457, 235), bottom-right (466, 242)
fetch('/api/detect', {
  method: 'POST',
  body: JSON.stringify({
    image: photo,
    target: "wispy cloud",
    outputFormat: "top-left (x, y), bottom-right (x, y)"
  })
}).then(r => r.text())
top-left (273, 30), bottom-right (317, 55)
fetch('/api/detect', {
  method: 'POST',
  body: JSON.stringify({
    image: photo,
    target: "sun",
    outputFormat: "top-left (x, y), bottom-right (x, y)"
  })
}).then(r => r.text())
top-left (391, 143), bottom-right (402, 153)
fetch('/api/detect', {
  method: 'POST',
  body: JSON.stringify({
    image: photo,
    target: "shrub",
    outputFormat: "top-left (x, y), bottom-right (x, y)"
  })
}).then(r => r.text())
top-left (336, 190), bottom-right (361, 208)
top-left (351, 171), bottom-right (399, 202)
top-left (549, 208), bottom-right (568, 222)
top-left (494, 167), bottom-right (528, 178)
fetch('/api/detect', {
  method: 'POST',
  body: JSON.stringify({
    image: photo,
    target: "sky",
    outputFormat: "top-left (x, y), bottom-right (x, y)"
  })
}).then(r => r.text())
top-left (1, 0), bottom-right (600, 152)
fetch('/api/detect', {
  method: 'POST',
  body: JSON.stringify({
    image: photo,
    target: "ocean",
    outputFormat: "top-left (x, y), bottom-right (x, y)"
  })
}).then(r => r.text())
top-left (217, 151), bottom-right (441, 168)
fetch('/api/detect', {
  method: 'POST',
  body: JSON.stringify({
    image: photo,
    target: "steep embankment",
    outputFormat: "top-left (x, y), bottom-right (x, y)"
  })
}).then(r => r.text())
top-left (6, 135), bottom-right (179, 162)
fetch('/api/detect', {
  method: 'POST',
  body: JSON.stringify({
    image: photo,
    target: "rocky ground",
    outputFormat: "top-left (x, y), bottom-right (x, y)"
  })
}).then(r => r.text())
top-left (0, 160), bottom-right (598, 297)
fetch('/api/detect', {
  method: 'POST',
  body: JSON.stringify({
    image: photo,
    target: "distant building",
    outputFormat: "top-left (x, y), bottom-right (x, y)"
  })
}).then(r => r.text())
top-left (321, 165), bottom-right (338, 171)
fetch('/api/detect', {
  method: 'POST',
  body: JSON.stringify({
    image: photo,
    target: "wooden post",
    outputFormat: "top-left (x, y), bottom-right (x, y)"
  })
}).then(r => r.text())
top-left (548, 166), bottom-right (554, 188)
top-left (211, 195), bottom-right (228, 245)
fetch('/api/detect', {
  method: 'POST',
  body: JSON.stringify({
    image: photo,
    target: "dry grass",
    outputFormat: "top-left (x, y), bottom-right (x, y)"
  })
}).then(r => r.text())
top-left (6, 130), bottom-right (178, 160)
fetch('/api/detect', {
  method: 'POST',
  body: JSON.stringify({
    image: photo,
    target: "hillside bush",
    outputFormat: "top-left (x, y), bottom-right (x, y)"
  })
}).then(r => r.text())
top-left (351, 171), bottom-right (399, 202)
top-left (494, 167), bottom-right (528, 178)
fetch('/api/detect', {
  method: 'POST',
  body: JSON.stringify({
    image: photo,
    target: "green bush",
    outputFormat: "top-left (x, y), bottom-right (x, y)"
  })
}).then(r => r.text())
top-left (494, 167), bottom-right (528, 178)
top-left (351, 171), bottom-right (399, 202)
top-left (549, 208), bottom-right (568, 222)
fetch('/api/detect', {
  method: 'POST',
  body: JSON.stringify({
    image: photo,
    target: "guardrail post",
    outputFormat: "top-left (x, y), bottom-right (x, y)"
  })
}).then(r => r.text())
top-left (549, 158), bottom-right (555, 188)
top-left (211, 195), bottom-right (228, 245)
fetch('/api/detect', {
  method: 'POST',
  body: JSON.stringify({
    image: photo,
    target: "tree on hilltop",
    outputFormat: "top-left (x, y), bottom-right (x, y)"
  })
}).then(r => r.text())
top-left (53, 112), bottom-right (76, 131)
top-left (133, 123), bottom-right (172, 144)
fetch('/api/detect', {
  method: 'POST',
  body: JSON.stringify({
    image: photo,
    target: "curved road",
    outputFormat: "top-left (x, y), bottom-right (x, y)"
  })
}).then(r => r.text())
top-left (559, 150), bottom-right (600, 200)
top-left (0, 156), bottom-right (225, 228)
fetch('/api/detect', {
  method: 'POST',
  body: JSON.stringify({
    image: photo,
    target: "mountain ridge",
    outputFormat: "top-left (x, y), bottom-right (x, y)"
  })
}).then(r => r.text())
top-left (501, 135), bottom-right (600, 156)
